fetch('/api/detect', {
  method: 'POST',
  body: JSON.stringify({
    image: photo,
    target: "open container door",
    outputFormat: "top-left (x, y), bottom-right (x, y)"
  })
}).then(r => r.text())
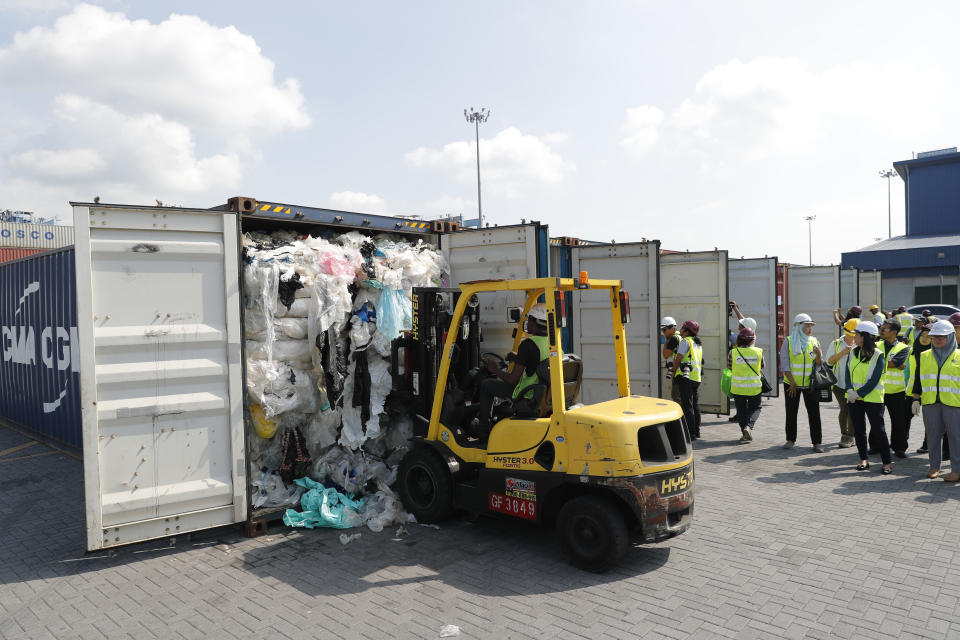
top-left (661, 251), bottom-right (729, 414)
top-left (73, 203), bottom-right (246, 551)
top-left (729, 257), bottom-right (779, 397)
top-left (858, 270), bottom-right (883, 313)
top-left (840, 268), bottom-right (859, 312)
top-left (443, 223), bottom-right (547, 357)
top-left (786, 265), bottom-right (841, 353)
top-left (570, 242), bottom-right (660, 404)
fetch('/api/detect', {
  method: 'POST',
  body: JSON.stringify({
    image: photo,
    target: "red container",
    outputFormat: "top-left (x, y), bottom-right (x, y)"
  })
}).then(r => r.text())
top-left (0, 247), bottom-right (46, 264)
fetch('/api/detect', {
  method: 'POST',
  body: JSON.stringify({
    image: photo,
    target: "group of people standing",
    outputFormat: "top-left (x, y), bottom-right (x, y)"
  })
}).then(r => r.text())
top-left (784, 305), bottom-right (960, 480)
top-left (661, 300), bottom-right (960, 482)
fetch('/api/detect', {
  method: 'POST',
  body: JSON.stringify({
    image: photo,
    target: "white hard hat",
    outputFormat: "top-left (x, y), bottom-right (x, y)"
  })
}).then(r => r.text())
top-left (660, 316), bottom-right (677, 328)
top-left (855, 320), bottom-right (878, 336)
top-left (739, 317), bottom-right (758, 332)
top-left (793, 313), bottom-right (815, 325)
top-left (528, 303), bottom-right (548, 323)
top-left (930, 320), bottom-right (955, 336)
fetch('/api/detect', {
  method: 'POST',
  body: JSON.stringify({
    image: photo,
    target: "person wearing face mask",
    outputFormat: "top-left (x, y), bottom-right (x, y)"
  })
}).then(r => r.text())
top-left (779, 313), bottom-right (824, 451)
top-left (845, 321), bottom-right (892, 474)
top-left (914, 320), bottom-right (960, 481)
top-left (826, 318), bottom-right (859, 448)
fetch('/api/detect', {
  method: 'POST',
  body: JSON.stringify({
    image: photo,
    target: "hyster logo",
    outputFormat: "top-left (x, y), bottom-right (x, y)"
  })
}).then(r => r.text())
top-left (660, 470), bottom-right (694, 495)
top-left (1, 281), bottom-right (79, 413)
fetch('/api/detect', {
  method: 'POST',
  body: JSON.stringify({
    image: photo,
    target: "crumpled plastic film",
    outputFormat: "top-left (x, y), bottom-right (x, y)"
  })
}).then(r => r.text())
top-left (252, 472), bottom-right (306, 509)
top-left (283, 477), bottom-right (365, 529)
top-left (339, 351), bottom-right (391, 450)
top-left (361, 482), bottom-right (415, 532)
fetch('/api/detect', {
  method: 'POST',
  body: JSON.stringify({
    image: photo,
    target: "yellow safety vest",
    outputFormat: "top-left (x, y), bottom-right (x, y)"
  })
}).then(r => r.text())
top-left (897, 313), bottom-right (914, 339)
top-left (512, 335), bottom-right (551, 400)
top-left (679, 336), bottom-right (703, 383)
top-left (883, 341), bottom-right (908, 394)
top-left (730, 346), bottom-right (763, 396)
top-left (918, 348), bottom-right (960, 407)
top-left (786, 336), bottom-right (819, 388)
top-left (848, 349), bottom-right (885, 404)
top-left (830, 337), bottom-right (854, 380)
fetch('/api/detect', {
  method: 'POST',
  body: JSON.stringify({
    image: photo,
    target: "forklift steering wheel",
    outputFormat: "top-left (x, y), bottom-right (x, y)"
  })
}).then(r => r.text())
top-left (481, 352), bottom-right (508, 371)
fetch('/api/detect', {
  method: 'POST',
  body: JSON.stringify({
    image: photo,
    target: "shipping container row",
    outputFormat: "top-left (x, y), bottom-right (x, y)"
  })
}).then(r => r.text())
top-left (0, 197), bottom-right (885, 550)
top-left (0, 221), bottom-right (74, 250)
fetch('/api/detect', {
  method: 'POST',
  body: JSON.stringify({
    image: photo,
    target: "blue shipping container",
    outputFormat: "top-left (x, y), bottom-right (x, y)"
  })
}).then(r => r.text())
top-left (0, 247), bottom-right (81, 449)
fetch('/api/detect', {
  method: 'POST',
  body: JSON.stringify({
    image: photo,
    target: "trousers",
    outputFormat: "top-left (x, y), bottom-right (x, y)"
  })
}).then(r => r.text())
top-left (884, 391), bottom-right (910, 453)
top-left (832, 385), bottom-right (854, 438)
top-left (784, 384), bottom-right (822, 445)
top-left (849, 400), bottom-right (891, 465)
top-left (734, 394), bottom-right (762, 430)
top-left (677, 376), bottom-right (701, 438)
top-left (921, 403), bottom-right (960, 471)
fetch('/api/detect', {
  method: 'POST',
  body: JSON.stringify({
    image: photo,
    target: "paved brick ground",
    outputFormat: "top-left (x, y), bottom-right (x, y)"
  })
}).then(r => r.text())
top-left (2, 395), bottom-right (960, 640)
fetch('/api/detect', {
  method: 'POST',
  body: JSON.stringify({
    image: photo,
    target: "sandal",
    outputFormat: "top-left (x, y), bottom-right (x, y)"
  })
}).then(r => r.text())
top-left (881, 466), bottom-right (892, 475)
top-left (856, 462), bottom-right (870, 471)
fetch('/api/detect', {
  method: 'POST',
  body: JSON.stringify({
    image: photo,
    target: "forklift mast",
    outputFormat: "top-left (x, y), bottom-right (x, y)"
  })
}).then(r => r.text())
top-left (390, 287), bottom-right (481, 432)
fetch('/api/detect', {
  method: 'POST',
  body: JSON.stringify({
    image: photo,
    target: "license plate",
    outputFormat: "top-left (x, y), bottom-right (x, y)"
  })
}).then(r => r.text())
top-left (658, 469), bottom-right (693, 496)
top-left (489, 492), bottom-right (537, 521)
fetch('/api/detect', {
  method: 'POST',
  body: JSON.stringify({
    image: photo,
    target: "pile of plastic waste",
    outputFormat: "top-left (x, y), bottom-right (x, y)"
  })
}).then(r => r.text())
top-left (243, 229), bottom-right (448, 531)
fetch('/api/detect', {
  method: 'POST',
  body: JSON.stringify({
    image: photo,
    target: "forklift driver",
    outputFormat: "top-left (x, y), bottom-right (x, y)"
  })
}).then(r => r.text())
top-left (474, 303), bottom-right (551, 437)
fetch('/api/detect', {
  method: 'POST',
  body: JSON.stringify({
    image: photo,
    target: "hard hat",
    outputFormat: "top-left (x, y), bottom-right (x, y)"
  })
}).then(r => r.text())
top-left (850, 305), bottom-right (862, 315)
top-left (739, 317), bottom-right (758, 332)
top-left (897, 305), bottom-right (907, 313)
top-left (856, 320), bottom-right (879, 336)
top-left (737, 327), bottom-right (756, 340)
top-left (949, 312), bottom-right (960, 327)
top-left (660, 316), bottom-right (677, 328)
top-left (922, 309), bottom-right (933, 317)
top-left (682, 320), bottom-right (700, 335)
top-left (843, 318), bottom-right (860, 334)
top-left (930, 320), bottom-right (954, 336)
top-left (869, 304), bottom-right (879, 311)
top-left (793, 313), bottom-right (815, 325)
top-left (528, 303), bottom-right (548, 323)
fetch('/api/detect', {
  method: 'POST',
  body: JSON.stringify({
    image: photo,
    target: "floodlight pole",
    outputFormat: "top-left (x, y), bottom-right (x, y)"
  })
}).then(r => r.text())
top-left (464, 107), bottom-right (490, 228)
top-left (879, 168), bottom-right (896, 238)
top-left (804, 215), bottom-right (816, 265)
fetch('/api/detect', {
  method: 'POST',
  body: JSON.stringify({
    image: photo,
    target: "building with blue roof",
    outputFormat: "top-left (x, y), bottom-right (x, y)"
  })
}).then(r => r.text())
top-left (841, 147), bottom-right (960, 307)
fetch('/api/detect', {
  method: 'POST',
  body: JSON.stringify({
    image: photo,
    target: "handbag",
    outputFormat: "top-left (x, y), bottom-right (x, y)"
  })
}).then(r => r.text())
top-left (811, 362), bottom-right (837, 390)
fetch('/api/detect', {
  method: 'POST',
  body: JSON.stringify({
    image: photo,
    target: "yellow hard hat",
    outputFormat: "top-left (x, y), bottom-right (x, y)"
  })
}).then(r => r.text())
top-left (843, 318), bottom-right (859, 335)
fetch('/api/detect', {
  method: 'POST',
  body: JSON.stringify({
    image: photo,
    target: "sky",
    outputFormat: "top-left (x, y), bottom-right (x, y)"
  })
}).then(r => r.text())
top-left (0, 1), bottom-right (956, 265)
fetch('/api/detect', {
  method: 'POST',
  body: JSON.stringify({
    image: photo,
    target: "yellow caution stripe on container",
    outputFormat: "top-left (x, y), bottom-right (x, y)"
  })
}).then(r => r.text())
top-left (259, 204), bottom-right (291, 214)
top-left (403, 221), bottom-right (429, 229)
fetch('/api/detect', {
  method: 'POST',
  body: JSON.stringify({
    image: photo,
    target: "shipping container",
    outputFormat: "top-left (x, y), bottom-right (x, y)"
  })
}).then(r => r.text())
top-left (0, 247), bottom-right (47, 264)
top-left (0, 221), bottom-right (74, 249)
top-left (728, 257), bottom-right (779, 397)
top-left (0, 247), bottom-right (81, 448)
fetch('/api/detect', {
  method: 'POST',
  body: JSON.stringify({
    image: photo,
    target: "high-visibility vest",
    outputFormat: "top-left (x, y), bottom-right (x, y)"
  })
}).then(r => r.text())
top-left (830, 337), bottom-right (854, 383)
top-left (512, 334), bottom-right (551, 400)
top-left (679, 336), bottom-right (703, 382)
top-left (883, 341), bottom-right (909, 394)
top-left (918, 348), bottom-right (960, 407)
top-left (897, 313), bottom-right (914, 338)
top-left (730, 346), bottom-right (763, 396)
top-left (786, 335), bottom-right (819, 388)
top-left (873, 312), bottom-right (885, 325)
top-left (848, 349), bottom-right (885, 404)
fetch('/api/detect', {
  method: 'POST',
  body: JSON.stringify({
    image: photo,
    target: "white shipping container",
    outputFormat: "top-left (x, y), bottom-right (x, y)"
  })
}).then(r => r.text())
top-left (0, 221), bottom-right (74, 249)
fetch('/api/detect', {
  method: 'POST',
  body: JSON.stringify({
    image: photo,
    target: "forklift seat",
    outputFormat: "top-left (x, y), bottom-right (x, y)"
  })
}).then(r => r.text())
top-left (536, 354), bottom-right (583, 409)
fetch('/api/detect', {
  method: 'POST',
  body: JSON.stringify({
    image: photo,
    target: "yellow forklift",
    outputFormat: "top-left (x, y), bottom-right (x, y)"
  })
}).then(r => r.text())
top-left (391, 276), bottom-right (693, 572)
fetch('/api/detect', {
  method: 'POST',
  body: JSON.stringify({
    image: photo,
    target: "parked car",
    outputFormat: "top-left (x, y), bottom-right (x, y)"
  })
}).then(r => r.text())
top-left (906, 304), bottom-right (960, 319)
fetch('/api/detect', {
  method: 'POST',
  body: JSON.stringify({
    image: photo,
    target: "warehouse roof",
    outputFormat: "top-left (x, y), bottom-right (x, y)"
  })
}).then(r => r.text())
top-left (853, 233), bottom-right (960, 252)
top-left (893, 149), bottom-right (960, 180)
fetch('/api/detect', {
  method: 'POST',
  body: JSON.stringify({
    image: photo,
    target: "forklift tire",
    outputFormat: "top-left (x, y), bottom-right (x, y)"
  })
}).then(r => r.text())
top-left (557, 495), bottom-right (629, 572)
top-left (398, 447), bottom-right (454, 524)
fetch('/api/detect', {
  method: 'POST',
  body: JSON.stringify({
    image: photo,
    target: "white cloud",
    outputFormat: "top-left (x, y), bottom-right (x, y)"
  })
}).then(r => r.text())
top-left (405, 127), bottom-right (574, 197)
top-left (0, 4), bottom-right (309, 136)
top-left (8, 147), bottom-right (105, 179)
top-left (620, 106), bottom-right (664, 155)
top-left (328, 191), bottom-right (388, 214)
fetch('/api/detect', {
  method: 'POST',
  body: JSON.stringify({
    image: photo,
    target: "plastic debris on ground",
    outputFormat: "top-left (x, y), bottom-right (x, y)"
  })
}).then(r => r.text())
top-left (243, 228), bottom-right (448, 533)
top-left (439, 625), bottom-right (461, 638)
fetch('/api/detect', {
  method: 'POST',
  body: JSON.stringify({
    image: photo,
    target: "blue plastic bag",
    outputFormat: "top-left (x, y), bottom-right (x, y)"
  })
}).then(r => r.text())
top-left (376, 288), bottom-right (412, 341)
top-left (283, 477), bottom-right (365, 529)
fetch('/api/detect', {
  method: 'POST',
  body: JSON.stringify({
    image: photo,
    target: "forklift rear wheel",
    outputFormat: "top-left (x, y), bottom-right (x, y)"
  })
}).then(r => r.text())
top-left (557, 495), bottom-right (629, 572)
top-left (398, 447), bottom-right (454, 524)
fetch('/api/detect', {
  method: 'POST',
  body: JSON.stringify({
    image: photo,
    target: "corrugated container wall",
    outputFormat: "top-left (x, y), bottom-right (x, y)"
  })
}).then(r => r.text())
top-left (0, 222), bottom-right (74, 249)
top-left (0, 247), bottom-right (81, 448)
top-left (0, 248), bottom-right (47, 264)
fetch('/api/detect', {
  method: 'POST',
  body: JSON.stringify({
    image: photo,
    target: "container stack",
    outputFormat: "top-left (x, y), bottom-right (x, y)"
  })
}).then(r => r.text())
top-left (0, 221), bottom-right (74, 264)
top-left (241, 228), bottom-right (448, 530)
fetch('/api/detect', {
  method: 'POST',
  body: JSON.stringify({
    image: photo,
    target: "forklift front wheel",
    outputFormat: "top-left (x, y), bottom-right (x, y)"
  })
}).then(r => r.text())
top-left (557, 495), bottom-right (629, 572)
top-left (398, 447), bottom-right (454, 524)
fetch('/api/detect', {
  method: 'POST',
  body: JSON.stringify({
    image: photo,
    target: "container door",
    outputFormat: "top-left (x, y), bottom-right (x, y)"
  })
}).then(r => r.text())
top-left (443, 224), bottom-right (544, 357)
top-left (74, 204), bottom-right (246, 551)
top-left (728, 257), bottom-right (779, 397)
top-left (840, 268), bottom-right (858, 311)
top-left (786, 265), bottom-right (841, 353)
top-left (858, 270), bottom-right (883, 313)
top-left (661, 251), bottom-right (729, 414)
top-left (571, 242), bottom-right (660, 403)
